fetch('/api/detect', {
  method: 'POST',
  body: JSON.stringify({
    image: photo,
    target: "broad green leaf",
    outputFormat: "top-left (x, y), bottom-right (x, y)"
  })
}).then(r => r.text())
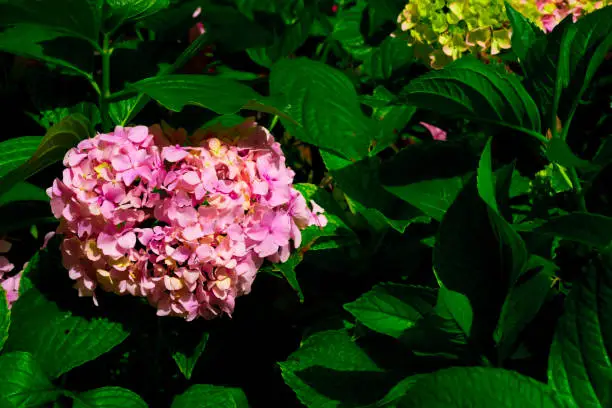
top-left (0, 25), bottom-right (92, 78)
top-left (524, 6), bottom-right (612, 125)
top-left (109, 96), bottom-right (150, 127)
top-left (494, 256), bottom-right (556, 361)
top-left (271, 58), bottom-right (377, 160)
top-left (370, 104), bottom-right (415, 155)
top-left (73, 387), bottom-right (147, 408)
top-left (344, 283), bottom-right (436, 338)
top-left (280, 329), bottom-right (393, 408)
top-left (0, 352), bottom-right (61, 407)
top-left (545, 138), bottom-right (591, 169)
top-left (6, 261), bottom-right (129, 378)
top-left (131, 75), bottom-right (287, 118)
top-left (433, 178), bottom-right (527, 342)
top-left (399, 57), bottom-right (541, 132)
top-left (106, 0), bottom-right (170, 22)
top-left (533, 212), bottom-right (612, 248)
top-left (171, 384), bottom-right (249, 408)
top-left (247, 12), bottom-right (313, 68)
top-left (362, 36), bottom-right (414, 81)
top-left (0, 136), bottom-right (42, 179)
top-left (332, 2), bottom-right (373, 60)
top-left (0, 114), bottom-right (91, 196)
top-left (380, 142), bottom-right (478, 221)
top-left (381, 367), bottom-right (568, 407)
top-left (172, 332), bottom-right (209, 380)
top-left (0, 288), bottom-right (9, 351)
top-left (435, 288), bottom-right (473, 340)
top-left (278, 253), bottom-right (305, 302)
top-left (0, 182), bottom-right (49, 207)
top-left (323, 151), bottom-right (429, 233)
top-left (0, 0), bottom-right (102, 42)
top-left (504, 2), bottom-right (543, 62)
top-left (477, 138), bottom-right (499, 214)
top-left (548, 254), bottom-right (612, 407)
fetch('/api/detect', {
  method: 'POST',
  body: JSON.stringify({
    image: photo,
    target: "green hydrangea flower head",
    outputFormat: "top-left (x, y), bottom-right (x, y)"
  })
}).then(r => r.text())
top-left (397, 0), bottom-right (610, 69)
top-left (397, 0), bottom-right (512, 69)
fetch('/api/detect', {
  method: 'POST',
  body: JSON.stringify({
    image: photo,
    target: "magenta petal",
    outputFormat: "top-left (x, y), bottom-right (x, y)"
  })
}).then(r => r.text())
top-left (420, 122), bottom-right (447, 141)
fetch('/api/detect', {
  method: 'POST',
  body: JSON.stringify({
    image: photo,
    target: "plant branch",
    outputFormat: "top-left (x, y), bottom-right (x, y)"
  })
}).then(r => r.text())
top-left (100, 33), bottom-right (113, 132)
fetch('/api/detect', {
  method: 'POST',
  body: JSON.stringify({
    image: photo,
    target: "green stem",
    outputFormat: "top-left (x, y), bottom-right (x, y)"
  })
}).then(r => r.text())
top-left (269, 115), bottom-right (279, 131)
top-left (99, 33), bottom-right (113, 132)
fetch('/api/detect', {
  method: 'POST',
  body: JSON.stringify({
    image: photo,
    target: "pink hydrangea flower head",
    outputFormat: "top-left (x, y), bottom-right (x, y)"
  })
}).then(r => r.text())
top-left (48, 121), bottom-right (326, 320)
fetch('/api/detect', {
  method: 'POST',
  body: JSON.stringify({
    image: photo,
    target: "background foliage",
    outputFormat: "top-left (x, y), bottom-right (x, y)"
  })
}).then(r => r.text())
top-left (1, 0), bottom-right (612, 406)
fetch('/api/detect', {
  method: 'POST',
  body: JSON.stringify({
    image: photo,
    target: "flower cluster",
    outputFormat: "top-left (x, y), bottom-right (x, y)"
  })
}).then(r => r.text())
top-left (396, 0), bottom-right (609, 68)
top-left (511, 0), bottom-right (610, 32)
top-left (0, 240), bottom-right (22, 308)
top-left (48, 120), bottom-right (326, 320)
top-left (397, 0), bottom-right (512, 69)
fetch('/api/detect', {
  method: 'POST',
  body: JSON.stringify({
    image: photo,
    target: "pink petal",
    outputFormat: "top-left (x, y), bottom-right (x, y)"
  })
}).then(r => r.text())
top-left (117, 231), bottom-right (137, 249)
top-left (162, 146), bottom-right (189, 162)
top-left (128, 126), bottom-right (149, 143)
top-left (419, 122), bottom-right (447, 141)
top-left (111, 155), bottom-right (132, 171)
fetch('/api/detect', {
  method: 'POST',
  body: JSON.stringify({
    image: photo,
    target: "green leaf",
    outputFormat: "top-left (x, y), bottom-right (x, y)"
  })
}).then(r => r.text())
top-left (323, 151), bottom-right (429, 233)
top-left (0, 25), bottom-right (93, 78)
top-left (0, 114), bottom-right (91, 196)
top-left (0, 0), bottom-right (102, 42)
top-left (131, 74), bottom-right (286, 118)
top-left (370, 104), bottom-right (415, 155)
top-left (109, 96), bottom-right (150, 127)
top-left (0, 288), bottom-right (9, 351)
top-left (380, 141), bottom-right (478, 221)
top-left (533, 212), bottom-right (612, 248)
top-left (271, 57), bottom-right (377, 160)
top-left (33, 102), bottom-right (101, 131)
top-left (332, 2), bottom-right (373, 60)
top-left (398, 291), bottom-right (474, 362)
top-left (344, 284), bottom-right (436, 338)
top-left (280, 329), bottom-right (393, 408)
top-left (277, 253), bottom-right (305, 302)
top-left (247, 13), bottom-right (313, 68)
top-left (504, 2), bottom-right (542, 63)
top-left (494, 256), bottom-right (556, 361)
top-left (171, 384), bottom-right (249, 408)
top-left (6, 276), bottom-right (129, 378)
top-left (381, 367), bottom-right (568, 407)
top-left (433, 178), bottom-right (528, 342)
top-left (0, 136), bottom-right (42, 179)
top-left (73, 387), bottom-right (147, 408)
top-left (548, 253), bottom-right (612, 407)
top-left (0, 352), bottom-right (61, 407)
top-left (0, 182), bottom-right (49, 207)
top-left (106, 0), bottom-right (170, 22)
top-left (477, 138), bottom-right (499, 214)
top-left (545, 138), bottom-right (591, 169)
top-left (399, 57), bottom-right (542, 132)
top-left (171, 332), bottom-right (209, 381)
top-left (362, 36), bottom-right (414, 81)
top-left (524, 7), bottom-right (612, 125)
